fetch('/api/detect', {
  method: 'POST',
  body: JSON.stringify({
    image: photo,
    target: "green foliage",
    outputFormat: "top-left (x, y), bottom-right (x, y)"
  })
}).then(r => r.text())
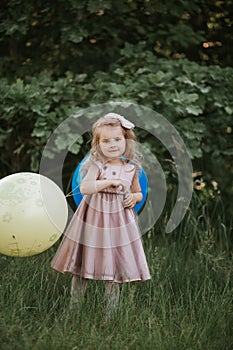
top-left (0, 0), bottom-right (232, 220)
top-left (0, 53), bottom-right (232, 215)
top-left (0, 72), bottom-right (86, 173)
top-left (0, 0), bottom-right (232, 77)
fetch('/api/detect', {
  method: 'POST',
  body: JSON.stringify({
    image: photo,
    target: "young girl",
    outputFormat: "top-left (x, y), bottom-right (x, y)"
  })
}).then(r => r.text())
top-left (51, 113), bottom-right (151, 317)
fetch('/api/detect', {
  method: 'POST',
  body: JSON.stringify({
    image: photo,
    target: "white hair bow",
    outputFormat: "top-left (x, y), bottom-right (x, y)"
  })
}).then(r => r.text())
top-left (104, 113), bottom-right (135, 129)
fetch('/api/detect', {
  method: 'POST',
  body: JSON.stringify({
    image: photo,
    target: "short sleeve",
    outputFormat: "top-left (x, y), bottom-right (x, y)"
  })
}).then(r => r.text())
top-left (79, 157), bottom-right (102, 181)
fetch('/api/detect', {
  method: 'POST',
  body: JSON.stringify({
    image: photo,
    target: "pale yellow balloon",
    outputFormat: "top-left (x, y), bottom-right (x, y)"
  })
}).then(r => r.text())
top-left (0, 172), bottom-right (68, 257)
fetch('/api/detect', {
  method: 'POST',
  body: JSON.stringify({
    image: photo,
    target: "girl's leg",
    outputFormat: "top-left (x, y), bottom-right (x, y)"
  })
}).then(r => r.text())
top-left (105, 281), bottom-right (120, 319)
top-left (70, 275), bottom-right (87, 305)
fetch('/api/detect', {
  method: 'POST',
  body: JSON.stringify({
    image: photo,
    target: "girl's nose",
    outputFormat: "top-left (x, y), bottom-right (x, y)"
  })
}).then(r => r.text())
top-left (110, 141), bottom-right (117, 147)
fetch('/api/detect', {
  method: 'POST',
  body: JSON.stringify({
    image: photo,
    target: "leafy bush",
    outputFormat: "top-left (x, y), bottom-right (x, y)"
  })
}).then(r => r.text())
top-left (1, 0), bottom-right (232, 77)
top-left (0, 53), bottom-right (232, 216)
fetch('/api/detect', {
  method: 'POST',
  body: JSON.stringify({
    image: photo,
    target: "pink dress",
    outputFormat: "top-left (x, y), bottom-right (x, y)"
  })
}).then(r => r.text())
top-left (51, 160), bottom-right (151, 283)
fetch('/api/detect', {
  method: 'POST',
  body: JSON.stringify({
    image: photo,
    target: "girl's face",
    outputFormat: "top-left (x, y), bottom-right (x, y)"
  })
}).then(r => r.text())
top-left (98, 125), bottom-right (126, 160)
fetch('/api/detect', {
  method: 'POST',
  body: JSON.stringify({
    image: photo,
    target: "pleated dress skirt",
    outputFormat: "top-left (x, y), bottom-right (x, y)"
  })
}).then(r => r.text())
top-left (51, 190), bottom-right (151, 283)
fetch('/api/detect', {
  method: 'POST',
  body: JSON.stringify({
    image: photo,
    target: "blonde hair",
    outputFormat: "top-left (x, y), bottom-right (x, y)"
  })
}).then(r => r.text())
top-left (90, 117), bottom-right (142, 167)
top-left (80, 116), bottom-right (143, 179)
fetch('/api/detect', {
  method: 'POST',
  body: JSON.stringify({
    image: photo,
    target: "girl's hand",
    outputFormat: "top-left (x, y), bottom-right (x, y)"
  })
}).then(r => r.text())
top-left (122, 192), bottom-right (136, 209)
top-left (111, 179), bottom-right (127, 192)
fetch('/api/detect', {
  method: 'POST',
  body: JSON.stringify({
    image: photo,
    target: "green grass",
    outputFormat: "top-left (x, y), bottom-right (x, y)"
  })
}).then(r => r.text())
top-left (0, 198), bottom-right (232, 350)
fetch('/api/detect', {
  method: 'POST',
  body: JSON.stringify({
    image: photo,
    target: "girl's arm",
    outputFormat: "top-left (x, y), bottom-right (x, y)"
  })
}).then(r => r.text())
top-left (80, 163), bottom-right (124, 194)
top-left (122, 172), bottom-right (143, 208)
top-left (131, 172), bottom-right (143, 203)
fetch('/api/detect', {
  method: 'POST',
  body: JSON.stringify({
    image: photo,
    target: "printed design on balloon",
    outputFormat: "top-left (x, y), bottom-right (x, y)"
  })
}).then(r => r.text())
top-left (2, 212), bottom-right (13, 223)
top-left (35, 199), bottom-right (43, 207)
top-left (17, 178), bottom-right (26, 183)
top-left (39, 102), bottom-right (193, 248)
top-left (0, 182), bottom-right (33, 205)
top-left (49, 234), bottom-right (58, 242)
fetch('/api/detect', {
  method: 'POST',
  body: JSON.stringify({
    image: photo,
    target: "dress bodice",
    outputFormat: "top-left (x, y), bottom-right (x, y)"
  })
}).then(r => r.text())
top-left (95, 160), bottom-right (136, 194)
